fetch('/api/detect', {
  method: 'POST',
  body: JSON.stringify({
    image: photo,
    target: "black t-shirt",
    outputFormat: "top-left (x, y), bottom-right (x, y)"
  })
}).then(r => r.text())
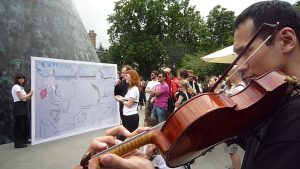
top-left (179, 92), bottom-right (190, 101)
top-left (175, 91), bottom-right (191, 101)
top-left (114, 79), bottom-right (128, 97)
top-left (242, 94), bottom-right (300, 169)
top-left (114, 80), bottom-right (129, 114)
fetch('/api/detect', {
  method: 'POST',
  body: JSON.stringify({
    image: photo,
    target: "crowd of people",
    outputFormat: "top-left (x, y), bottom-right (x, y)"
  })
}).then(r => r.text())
top-left (113, 64), bottom-right (220, 168)
top-left (111, 63), bottom-right (248, 169)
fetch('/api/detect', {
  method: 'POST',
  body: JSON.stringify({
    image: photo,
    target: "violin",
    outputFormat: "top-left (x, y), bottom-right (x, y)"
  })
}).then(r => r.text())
top-left (80, 23), bottom-right (296, 168)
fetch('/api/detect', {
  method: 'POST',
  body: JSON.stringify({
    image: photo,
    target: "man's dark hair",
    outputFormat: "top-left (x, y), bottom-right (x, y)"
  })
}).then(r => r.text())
top-left (234, 1), bottom-right (300, 44)
top-left (151, 70), bottom-right (159, 76)
top-left (171, 70), bottom-right (177, 77)
top-left (158, 71), bottom-right (167, 78)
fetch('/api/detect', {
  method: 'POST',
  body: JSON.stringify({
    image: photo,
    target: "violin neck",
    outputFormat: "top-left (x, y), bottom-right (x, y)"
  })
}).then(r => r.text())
top-left (92, 122), bottom-right (169, 158)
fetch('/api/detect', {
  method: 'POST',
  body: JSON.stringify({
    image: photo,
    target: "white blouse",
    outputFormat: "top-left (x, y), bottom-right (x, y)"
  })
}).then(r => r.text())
top-left (123, 86), bottom-right (139, 116)
top-left (11, 84), bottom-right (27, 102)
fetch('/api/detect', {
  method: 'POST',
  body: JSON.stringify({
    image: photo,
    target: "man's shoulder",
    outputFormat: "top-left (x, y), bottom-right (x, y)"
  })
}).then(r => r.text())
top-left (147, 80), bottom-right (159, 85)
top-left (157, 83), bottom-right (169, 92)
top-left (276, 93), bottom-right (299, 108)
top-left (280, 94), bottom-right (300, 114)
top-left (267, 95), bottom-right (300, 136)
top-left (161, 82), bottom-right (169, 87)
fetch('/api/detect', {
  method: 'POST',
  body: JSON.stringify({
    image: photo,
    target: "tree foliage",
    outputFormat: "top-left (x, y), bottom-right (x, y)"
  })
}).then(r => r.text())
top-left (97, 43), bottom-right (112, 63)
top-left (204, 5), bottom-right (235, 52)
top-left (293, 1), bottom-right (300, 11)
top-left (181, 52), bottom-right (227, 82)
top-left (107, 0), bottom-right (236, 81)
top-left (107, 0), bottom-right (206, 78)
top-left (181, 5), bottom-right (235, 82)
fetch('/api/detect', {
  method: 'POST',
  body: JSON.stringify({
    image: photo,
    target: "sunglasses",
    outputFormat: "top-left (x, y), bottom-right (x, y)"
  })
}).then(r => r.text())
top-left (158, 76), bottom-right (163, 78)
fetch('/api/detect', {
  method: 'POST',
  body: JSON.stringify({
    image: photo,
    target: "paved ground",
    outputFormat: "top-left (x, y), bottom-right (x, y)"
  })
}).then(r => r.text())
top-left (0, 108), bottom-right (244, 169)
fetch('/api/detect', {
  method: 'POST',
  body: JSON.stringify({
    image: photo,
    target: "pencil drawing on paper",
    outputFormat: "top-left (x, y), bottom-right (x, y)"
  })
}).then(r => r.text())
top-left (32, 57), bottom-right (118, 143)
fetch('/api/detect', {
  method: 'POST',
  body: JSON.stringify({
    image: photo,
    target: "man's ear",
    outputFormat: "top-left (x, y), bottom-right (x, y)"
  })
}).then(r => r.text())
top-left (279, 27), bottom-right (297, 54)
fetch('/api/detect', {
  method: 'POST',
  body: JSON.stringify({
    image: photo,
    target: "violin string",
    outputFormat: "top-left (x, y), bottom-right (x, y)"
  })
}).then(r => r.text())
top-left (225, 35), bottom-right (272, 84)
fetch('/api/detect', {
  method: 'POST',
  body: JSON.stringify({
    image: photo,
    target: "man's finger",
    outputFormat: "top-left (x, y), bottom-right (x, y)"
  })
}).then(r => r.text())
top-left (90, 136), bottom-right (117, 150)
top-left (105, 125), bottom-right (131, 137)
top-left (100, 154), bottom-right (154, 169)
top-left (88, 157), bottom-right (101, 169)
top-left (128, 127), bottom-right (150, 137)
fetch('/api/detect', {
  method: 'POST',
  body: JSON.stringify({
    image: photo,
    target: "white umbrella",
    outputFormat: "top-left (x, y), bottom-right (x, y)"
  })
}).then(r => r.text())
top-left (201, 45), bottom-right (237, 64)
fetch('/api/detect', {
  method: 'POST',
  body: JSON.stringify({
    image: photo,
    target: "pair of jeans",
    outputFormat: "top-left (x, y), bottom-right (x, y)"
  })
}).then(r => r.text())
top-left (151, 106), bottom-right (167, 122)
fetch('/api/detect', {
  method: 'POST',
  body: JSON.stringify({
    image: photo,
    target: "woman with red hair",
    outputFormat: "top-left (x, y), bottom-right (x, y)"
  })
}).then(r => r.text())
top-left (115, 69), bottom-right (141, 132)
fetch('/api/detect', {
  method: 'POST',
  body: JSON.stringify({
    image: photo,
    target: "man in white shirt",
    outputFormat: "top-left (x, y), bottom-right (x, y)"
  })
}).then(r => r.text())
top-left (144, 71), bottom-right (160, 119)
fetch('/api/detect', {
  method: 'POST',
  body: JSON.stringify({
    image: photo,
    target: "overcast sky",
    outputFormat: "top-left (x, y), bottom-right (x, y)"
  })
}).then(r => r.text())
top-left (71, 0), bottom-right (298, 49)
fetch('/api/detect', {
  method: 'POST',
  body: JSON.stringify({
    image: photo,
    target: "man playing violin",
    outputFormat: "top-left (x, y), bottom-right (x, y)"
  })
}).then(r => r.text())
top-left (74, 1), bottom-right (300, 169)
top-left (232, 1), bottom-right (300, 169)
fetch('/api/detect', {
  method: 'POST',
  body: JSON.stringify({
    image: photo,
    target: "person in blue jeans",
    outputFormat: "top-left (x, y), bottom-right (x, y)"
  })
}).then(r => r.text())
top-left (150, 71), bottom-right (169, 122)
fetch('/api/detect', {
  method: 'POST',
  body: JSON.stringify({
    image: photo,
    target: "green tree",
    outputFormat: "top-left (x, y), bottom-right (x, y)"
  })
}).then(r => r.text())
top-left (107, 0), bottom-right (205, 78)
top-left (97, 43), bottom-right (112, 63)
top-left (203, 5), bottom-right (235, 52)
top-left (181, 5), bottom-right (235, 82)
top-left (181, 52), bottom-right (227, 83)
top-left (293, 1), bottom-right (300, 11)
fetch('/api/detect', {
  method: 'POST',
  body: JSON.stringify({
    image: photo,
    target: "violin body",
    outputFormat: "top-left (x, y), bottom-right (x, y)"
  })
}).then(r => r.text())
top-left (161, 70), bottom-right (293, 167)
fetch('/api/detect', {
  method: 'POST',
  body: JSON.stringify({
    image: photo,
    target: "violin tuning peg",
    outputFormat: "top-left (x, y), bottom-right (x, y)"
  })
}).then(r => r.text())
top-left (285, 76), bottom-right (298, 85)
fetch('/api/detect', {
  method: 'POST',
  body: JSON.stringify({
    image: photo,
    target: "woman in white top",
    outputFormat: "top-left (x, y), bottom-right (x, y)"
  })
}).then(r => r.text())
top-left (115, 69), bottom-right (141, 132)
top-left (11, 73), bottom-right (33, 148)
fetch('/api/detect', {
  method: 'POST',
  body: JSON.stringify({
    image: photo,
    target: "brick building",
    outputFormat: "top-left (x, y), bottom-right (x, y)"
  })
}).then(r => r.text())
top-left (88, 30), bottom-right (97, 49)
